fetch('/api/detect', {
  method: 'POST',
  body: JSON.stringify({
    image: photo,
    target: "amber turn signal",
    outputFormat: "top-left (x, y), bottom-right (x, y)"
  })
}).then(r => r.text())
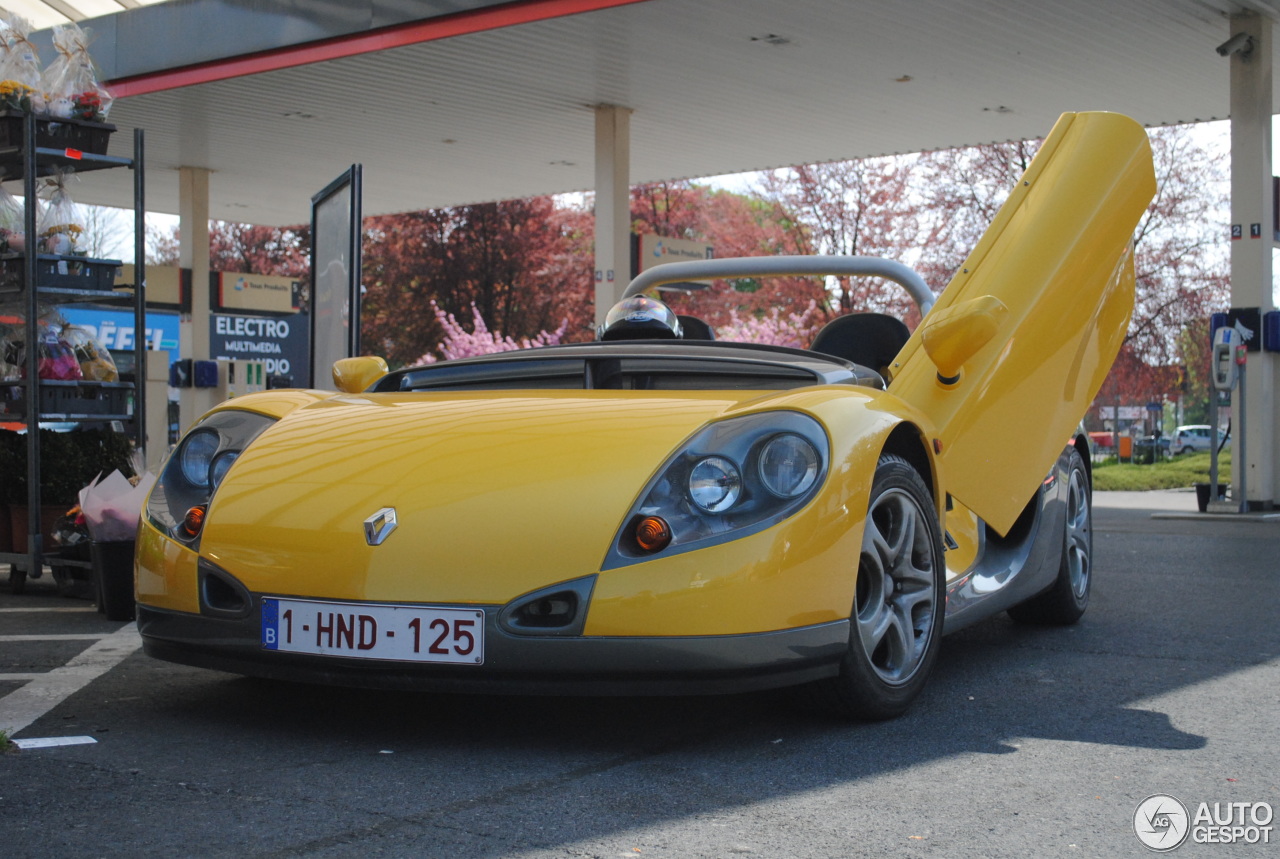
top-left (634, 515), bottom-right (672, 553)
top-left (181, 504), bottom-right (207, 538)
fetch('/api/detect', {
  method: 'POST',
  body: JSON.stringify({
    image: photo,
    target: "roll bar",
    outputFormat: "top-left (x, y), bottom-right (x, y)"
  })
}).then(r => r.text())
top-left (622, 255), bottom-right (936, 315)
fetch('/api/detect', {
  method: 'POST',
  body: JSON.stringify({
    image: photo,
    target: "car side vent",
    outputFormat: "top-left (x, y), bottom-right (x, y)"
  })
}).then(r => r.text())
top-left (198, 559), bottom-right (253, 619)
top-left (498, 575), bottom-right (596, 637)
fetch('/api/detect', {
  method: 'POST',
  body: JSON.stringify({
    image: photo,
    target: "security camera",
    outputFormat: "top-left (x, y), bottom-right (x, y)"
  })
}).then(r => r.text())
top-left (1217, 32), bottom-right (1254, 57)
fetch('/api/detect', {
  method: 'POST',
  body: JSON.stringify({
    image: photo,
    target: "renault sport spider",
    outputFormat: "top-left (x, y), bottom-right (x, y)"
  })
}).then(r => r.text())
top-left (135, 111), bottom-right (1155, 719)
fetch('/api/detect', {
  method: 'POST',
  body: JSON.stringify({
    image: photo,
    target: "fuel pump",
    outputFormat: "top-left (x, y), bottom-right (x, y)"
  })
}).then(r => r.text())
top-left (1209, 324), bottom-right (1250, 513)
top-left (1212, 327), bottom-right (1240, 392)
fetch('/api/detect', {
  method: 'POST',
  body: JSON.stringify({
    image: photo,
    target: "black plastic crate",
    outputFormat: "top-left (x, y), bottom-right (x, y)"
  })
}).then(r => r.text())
top-left (0, 380), bottom-right (134, 419)
top-left (0, 254), bottom-right (122, 292)
top-left (0, 111), bottom-right (116, 155)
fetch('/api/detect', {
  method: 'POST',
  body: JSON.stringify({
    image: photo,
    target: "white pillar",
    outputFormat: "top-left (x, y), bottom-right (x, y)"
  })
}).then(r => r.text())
top-left (178, 166), bottom-right (214, 431)
top-left (1228, 13), bottom-right (1278, 509)
top-left (594, 105), bottom-right (632, 326)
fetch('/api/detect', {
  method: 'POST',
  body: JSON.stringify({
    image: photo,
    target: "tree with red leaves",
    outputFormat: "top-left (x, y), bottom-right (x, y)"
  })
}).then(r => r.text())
top-left (759, 157), bottom-right (924, 323)
top-left (361, 197), bottom-right (592, 367)
top-left (628, 180), bottom-right (828, 333)
top-left (208, 221), bottom-right (310, 279)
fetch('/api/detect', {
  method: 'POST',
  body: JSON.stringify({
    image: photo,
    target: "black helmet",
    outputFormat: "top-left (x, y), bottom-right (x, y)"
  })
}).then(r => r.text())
top-left (597, 296), bottom-right (683, 341)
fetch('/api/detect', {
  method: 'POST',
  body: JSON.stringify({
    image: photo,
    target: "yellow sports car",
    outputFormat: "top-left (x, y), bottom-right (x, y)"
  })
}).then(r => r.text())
top-left (136, 112), bottom-right (1154, 719)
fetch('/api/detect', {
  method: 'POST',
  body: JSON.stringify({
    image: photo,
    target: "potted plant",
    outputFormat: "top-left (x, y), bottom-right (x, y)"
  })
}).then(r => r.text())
top-left (0, 427), bottom-right (135, 553)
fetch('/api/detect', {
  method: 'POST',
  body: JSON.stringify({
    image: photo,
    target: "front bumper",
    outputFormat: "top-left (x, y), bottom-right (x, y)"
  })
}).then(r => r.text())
top-left (138, 602), bottom-right (849, 696)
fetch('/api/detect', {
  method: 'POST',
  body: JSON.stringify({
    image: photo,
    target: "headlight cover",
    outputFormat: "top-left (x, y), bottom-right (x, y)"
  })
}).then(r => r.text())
top-left (604, 411), bottom-right (829, 569)
top-left (147, 409), bottom-right (276, 547)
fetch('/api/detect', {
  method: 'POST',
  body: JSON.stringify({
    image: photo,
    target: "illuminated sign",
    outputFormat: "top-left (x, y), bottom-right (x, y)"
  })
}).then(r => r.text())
top-left (60, 307), bottom-right (180, 365)
top-left (210, 312), bottom-right (309, 381)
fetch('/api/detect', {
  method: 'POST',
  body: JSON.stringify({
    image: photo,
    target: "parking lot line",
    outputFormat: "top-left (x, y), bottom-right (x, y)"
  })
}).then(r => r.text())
top-left (0, 634), bottom-right (108, 642)
top-left (0, 624), bottom-right (141, 736)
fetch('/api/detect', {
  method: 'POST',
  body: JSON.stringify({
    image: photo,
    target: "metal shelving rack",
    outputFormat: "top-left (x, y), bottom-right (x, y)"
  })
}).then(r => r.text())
top-left (0, 111), bottom-right (145, 593)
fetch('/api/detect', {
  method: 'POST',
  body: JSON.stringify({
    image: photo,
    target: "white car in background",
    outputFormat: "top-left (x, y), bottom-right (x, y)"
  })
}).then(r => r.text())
top-left (1170, 424), bottom-right (1229, 454)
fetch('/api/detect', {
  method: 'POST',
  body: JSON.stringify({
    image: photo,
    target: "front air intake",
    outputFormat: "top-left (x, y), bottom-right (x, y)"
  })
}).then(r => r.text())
top-left (498, 575), bottom-right (596, 636)
top-left (198, 559), bottom-right (253, 619)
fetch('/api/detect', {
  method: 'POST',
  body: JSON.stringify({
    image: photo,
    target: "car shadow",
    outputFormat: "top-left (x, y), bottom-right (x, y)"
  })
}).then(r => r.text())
top-left (25, 509), bottom-right (1278, 857)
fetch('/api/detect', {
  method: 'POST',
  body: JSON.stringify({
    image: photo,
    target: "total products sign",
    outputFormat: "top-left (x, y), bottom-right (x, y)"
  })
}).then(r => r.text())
top-left (217, 271), bottom-right (302, 314)
top-left (211, 312), bottom-right (309, 380)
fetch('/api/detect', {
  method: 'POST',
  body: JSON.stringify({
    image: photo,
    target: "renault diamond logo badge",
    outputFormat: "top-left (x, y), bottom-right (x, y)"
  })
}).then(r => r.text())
top-left (364, 507), bottom-right (397, 546)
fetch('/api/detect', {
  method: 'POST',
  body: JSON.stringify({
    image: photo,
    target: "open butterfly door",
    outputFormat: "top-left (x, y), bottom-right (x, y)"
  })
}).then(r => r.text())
top-left (887, 112), bottom-right (1156, 535)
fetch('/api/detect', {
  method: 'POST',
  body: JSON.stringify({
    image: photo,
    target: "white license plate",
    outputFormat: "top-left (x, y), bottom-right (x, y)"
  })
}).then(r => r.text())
top-left (261, 598), bottom-right (484, 665)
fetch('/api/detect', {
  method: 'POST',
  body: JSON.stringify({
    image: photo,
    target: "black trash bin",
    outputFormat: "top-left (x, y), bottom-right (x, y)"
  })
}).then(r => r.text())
top-left (1194, 483), bottom-right (1229, 513)
top-left (91, 540), bottom-right (136, 621)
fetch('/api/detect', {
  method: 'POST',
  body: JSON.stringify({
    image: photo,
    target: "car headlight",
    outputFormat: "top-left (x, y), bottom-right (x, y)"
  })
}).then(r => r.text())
top-left (688, 456), bottom-right (742, 512)
top-left (178, 430), bottom-right (220, 488)
top-left (147, 409), bottom-right (276, 547)
top-left (604, 411), bottom-right (829, 569)
top-left (758, 433), bottom-right (820, 498)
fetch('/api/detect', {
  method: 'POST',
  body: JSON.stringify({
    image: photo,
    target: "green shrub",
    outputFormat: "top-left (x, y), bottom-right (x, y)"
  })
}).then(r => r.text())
top-left (1093, 450), bottom-right (1230, 492)
top-left (0, 428), bottom-right (135, 505)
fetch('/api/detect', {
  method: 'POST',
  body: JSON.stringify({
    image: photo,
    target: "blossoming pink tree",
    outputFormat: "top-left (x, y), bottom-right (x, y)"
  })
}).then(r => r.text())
top-left (413, 301), bottom-right (568, 364)
top-left (714, 300), bottom-right (825, 349)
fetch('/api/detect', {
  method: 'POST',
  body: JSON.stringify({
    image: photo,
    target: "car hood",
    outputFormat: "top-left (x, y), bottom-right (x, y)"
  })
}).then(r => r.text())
top-left (199, 390), bottom-right (769, 604)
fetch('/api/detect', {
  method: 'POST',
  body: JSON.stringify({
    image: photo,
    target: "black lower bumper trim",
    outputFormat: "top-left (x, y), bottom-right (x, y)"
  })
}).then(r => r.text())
top-left (137, 604), bottom-right (848, 696)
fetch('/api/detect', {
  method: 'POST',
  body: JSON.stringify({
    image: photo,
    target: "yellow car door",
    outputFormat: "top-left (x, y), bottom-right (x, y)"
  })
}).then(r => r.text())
top-left (888, 111), bottom-right (1156, 535)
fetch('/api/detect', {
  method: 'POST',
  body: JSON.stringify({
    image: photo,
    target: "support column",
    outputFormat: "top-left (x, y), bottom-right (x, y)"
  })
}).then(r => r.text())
top-left (178, 166), bottom-right (214, 432)
top-left (594, 104), bottom-right (632, 326)
top-left (1228, 13), bottom-right (1278, 509)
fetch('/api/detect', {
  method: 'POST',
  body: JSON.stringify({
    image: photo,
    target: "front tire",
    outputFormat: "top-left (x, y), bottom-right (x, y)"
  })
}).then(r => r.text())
top-left (810, 454), bottom-right (944, 721)
top-left (1008, 447), bottom-right (1091, 625)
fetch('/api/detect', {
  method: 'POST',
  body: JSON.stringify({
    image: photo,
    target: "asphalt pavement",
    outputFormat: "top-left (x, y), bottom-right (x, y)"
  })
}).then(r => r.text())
top-left (1, 490), bottom-right (1277, 858)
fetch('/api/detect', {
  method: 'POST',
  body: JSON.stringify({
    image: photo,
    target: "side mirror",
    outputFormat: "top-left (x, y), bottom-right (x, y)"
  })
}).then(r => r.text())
top-left (920, 295), bottom-right (1008, 385)
top-left (332, 356), bottom-right (389, 393)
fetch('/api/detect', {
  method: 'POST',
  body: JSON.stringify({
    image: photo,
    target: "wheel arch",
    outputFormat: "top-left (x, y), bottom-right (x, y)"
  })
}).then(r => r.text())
top-left (880, 421), bottom-right (938, 507)
top-left (1072, 432), bottom-right (1092, 489)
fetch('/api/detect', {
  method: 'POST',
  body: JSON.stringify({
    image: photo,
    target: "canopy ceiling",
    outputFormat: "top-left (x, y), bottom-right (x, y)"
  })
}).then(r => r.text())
top-left (33, 0), bottom-right (1280, 225)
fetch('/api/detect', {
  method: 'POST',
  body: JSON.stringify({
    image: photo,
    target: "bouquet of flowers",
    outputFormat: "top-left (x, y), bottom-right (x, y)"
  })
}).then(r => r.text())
top-left (0, 311), bottom-right (20, 381)
top-left (0, 13), bottom-right (44, 114)
top-left (0, 79), bottom-right (35, 113)
top-left (38, 169), bottom-right (85, 255)
top-left (0, 184), bottom-right (25, 253)
top-left (34, 316), bottom-right (82, 380)
top-left (79, 469), bottom-right (156, 542)
top-left (61, 323), bottom-right (117, 381)
top-left (42, 23), bottom-right (110, 122)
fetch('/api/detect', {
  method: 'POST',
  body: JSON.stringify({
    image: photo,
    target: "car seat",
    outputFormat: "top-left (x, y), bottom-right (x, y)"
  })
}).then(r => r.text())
top-left (809, 312), bottom-right (911, 377)
top-left (676, 315), bottom-right (716, 341)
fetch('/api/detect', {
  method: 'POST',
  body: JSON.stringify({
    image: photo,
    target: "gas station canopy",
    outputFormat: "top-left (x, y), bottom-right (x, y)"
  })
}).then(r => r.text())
top-left (16, 0), bottom-right (1280, 510)
top-left (25, 0), bottom-right (1280, 225)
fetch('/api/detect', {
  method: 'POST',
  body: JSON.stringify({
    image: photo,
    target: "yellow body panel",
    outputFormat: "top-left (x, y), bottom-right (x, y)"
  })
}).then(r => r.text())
top-left (135, 518), bottom-right (201, 612)
top-left (136, 386), bottom-right (933, 636)
top-left (585, 389), bottom-right (926, 635)
top-left (889, 111), bottom-right (1154, 534)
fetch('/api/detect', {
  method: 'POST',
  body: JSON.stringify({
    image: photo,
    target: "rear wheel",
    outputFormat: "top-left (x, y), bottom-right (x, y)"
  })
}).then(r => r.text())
top-left (810, 454), bottom-right (944, 721)
top-left (1008, 447), bottom-right (1091, 625)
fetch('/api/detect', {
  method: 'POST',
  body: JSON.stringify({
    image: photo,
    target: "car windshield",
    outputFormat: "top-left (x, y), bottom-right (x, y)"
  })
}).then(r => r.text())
top-left (381, 342), bottom-right (881, 393)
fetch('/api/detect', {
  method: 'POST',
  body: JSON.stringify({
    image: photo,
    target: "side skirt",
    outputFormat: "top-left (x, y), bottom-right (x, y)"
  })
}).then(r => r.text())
top-left (941, 450), bottom-right (1072, 634)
